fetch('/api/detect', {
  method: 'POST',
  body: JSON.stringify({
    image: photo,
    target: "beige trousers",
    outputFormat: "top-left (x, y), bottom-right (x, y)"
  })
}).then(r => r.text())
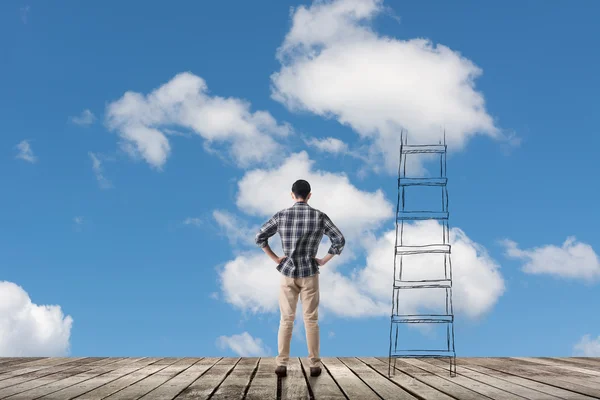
top-left (276, 273), bottom-right (321, 368)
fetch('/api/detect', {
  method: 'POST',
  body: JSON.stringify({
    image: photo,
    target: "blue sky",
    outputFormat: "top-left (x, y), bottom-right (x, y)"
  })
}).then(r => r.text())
top-left (1, 0), bottom-right (599, 359)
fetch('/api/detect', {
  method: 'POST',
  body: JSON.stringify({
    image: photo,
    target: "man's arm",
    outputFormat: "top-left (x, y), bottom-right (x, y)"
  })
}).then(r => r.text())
top-left (315, 214), bottom-right (345, 266)
top-left (255, 212), bottom-right (286, 264)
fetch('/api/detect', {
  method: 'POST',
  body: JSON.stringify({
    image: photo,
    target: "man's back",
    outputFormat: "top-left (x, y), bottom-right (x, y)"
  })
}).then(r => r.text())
top-left (255, 201), bottom-right (345, 278)
top-left (256, 179), bottom-right (344, 377)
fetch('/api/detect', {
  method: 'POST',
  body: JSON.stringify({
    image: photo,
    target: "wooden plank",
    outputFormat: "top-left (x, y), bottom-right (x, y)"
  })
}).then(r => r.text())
top-left (0, 358), bottom-right (45, 368)
top-left (371, 357), bottom-right (482, 400)
top-left (245, 358), bottom-right (277, 400)
top-left (137, 358), bottom-right (219, 400)
top-left (512, 358), bottom-right (600, 379)
top-left (174, 357), bottom-right (239, 400)
top-left (5, 356), bottom-right (599, 400)
top-left (427, 357), bottom-right (563, 400)
top-left (459, 358), bottom-right (597, 400)
top-left (2, 357), bottom-right (126, 399)
top-left (210, 357), bottom-right (259, 400)
top-left (0, 358), bottom-right (98, 389)
top-left (542, 358), bottom-right (600, 375)
top-left (0, 358), bottom-right (116, 396)
top-left (0, 358), bottom-right (91, 379)
top-left (300, 357), bottom-right (346, 400)
top-left (0, 358), bottom-right (46, 367)
top-left (470, 358), bottom-right (600, 398)
top-left (400, 358), bottom-right (527, 399)
top-left (38, 358), bottom-right (157, 400)
top-left (72, 358), bottom-right (176, 400)
top-left (567, 357), bottom-right (600, 365)
top-left (102, 358), bottom-right (199, 400)
top-left (340, 357), bottom-right (417, 399)
top-left (558, 358), bottom-right (600, 369)
top-left (280, 358), bottom-right (309, 400)
top-left (322, 357), bottom-right (379, 399)
top-left (506, 358), bottom-right (600, 389)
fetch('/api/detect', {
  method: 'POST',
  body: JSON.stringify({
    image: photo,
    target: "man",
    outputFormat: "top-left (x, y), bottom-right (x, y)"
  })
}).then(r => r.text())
top-left (255, 179), bottom-right (345, 378)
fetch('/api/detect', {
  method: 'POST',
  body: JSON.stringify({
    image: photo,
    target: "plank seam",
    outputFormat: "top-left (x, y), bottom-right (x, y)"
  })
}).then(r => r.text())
top-left (320, 360), bottom-right (349, 400)
top-left (426, 358), bottom-right (566, 399)
top-left (74, 358), bottom-right (177, 399)
top-left (241, 357), bottom-right (261, 400)
top-left (398, 358), bottom-right (506, 399)
top-left (206, 357), bottom-right (242, 400)
top-left (381, 358), bottom-right (495, 400)
top-left (463, 359), bottom-right (600, 398)
top-left (356, 357), bottom-right (435, 400)
top-left (0, 358), bottom-right (98, 387)
top-left (0, 357), bottom-right (94, 382)
top-left (546, 357), bottom-right (600, 369)
top-left (337, 357), bottom-right (384, 400)
top-left (276, 376), bottom-right (282, 400)
top-left (58, 357), bottom-right (169, 400)
top-left (511, 357), bottom-right (600, 378)
top-left (453, 360), bottom-right (573, 400)
top-left (298, 357), bottom-right (315, 400)
top-left (133, 358), bottom-right (205, 399)
top-left (0, 357), bottom-right (128, 399)
top-left (169, 357), bottom-right (222, 400)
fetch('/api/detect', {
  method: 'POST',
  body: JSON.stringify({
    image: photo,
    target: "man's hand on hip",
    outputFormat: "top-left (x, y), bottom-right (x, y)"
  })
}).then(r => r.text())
top-left (314, 253), bottom-right (334, 266)
top-left (261, 244), bottom-right (286, 264)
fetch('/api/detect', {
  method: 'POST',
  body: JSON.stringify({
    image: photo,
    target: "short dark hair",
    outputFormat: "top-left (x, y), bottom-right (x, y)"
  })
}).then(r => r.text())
top-left (292, 179), bottom-right (311, 199)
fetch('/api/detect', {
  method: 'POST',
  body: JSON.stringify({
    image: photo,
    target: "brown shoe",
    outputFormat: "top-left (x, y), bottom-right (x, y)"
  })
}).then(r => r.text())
top-left (310, 366), bottom-right (321, 377)
top-left (275, 365), bottom-right (287, 377)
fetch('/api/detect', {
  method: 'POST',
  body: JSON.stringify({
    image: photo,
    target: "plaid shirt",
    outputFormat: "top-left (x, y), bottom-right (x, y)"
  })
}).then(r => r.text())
top-left (255, 201), bottom-right (345, 278)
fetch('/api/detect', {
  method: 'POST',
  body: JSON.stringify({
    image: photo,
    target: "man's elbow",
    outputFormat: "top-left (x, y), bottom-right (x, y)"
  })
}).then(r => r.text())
top-left (329, 238), bottom-right (345, 255)
top-left (336, 236), bottom-right (346, 252)
top-left (255, 233), bottom-right (267, 248)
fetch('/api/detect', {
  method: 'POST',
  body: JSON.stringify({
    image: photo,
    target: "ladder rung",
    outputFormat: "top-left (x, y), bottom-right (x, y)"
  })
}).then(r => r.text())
top-left (401, 144), bottom-right (446, 154)
top-left (396, 244), bottom-right (450, 255)
top-left (391, 314), bottom-right (453, 323)
top-left (394, 279), bottom-right (451, 289)
top-left (390, 350), bottom-right (456, 358)
top-left (397, 211), bottom-right (448, 221)
top-left (398, 177), bottom-right (447, 186)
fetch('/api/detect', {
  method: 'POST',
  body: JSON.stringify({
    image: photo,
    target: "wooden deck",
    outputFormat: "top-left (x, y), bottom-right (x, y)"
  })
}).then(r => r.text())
top-left (0, 357), bottom-right (599, 399)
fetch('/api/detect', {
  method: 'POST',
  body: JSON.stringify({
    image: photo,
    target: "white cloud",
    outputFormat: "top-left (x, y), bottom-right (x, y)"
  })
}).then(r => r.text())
top-left (213, 210), bottom-right (257, 247)
top-left (183, 217), bottom-right (202, 227)
top-left (220, 250), bottom-right (386, 317)
top-left (356, 221), bottom-right (505, 319)
top-left (271, 0), bottom-right (502, 173)
top-left (218, 152), bottom-right (504, 319)
top-left (89, 152), bottom-right (112, 189)
top-left (219, 252), bottom-right (281, 314)
top-left (306, 137), bottom-right (349, 154)
top-left (16, 140), bottom-right (37, 163)
top-left (106, 72), bottom-right (291, 169)
top-left (0, 281), bottom-right (73, 356)
top-left (218, 221), bottom-right (504, 319)
top-left (216, 332), bottom-right (270, 356)
top-left (573, 334), bottom-right (600, 356)
top-left (69, 109), bottom-right (96, 126)
top-left (502, 237), bottom-right (600, 282)
top-left (236, 151), bottom-right (393, 240)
